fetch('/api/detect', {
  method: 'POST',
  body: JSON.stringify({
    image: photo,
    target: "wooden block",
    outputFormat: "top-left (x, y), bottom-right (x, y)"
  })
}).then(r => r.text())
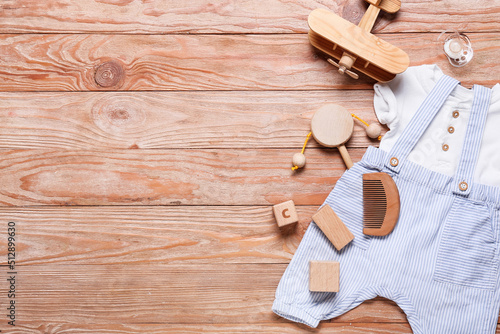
top-left (312, 204), bottom-right (354, 251)
top-left (273, 200), bottom-right (298, 227)
top-left (309, 261), bottom-right (340, 292)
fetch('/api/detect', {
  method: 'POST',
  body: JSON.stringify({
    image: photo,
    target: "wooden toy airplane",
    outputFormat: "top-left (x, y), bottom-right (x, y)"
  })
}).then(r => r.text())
top-left (308, 0), bottom-right (410, 82)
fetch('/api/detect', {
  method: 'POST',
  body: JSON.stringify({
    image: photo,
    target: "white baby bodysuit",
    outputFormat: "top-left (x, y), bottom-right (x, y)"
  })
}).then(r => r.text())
top-left (374, 64), bottom-right (500, 187)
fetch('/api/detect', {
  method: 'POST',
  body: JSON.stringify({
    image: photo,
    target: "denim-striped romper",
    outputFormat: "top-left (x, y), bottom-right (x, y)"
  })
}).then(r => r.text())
top-left (273, 74), bottom-right (500, 333)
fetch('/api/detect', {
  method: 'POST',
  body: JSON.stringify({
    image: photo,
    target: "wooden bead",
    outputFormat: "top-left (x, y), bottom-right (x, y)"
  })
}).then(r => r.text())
top-left (366, 123), bottom-right (382, 138)
top-left (292, 153), bottom-right (306, 168)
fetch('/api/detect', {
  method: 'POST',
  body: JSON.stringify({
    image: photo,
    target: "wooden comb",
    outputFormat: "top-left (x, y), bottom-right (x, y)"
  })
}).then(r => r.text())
top-left (363, 172), bottom-right (400, 236)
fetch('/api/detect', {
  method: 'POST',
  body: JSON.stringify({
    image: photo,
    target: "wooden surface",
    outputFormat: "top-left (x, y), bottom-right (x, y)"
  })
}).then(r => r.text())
top-left (1, 0), bottom-right (500, 333)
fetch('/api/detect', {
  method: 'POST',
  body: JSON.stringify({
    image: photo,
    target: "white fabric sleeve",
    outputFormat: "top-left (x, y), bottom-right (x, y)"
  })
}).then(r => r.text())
top-left (373, 65), bottom-right (443, 131)
top-left (373, 67), bottom-right (418, 131)
top-left (373, 80), bottom-right (398, 129)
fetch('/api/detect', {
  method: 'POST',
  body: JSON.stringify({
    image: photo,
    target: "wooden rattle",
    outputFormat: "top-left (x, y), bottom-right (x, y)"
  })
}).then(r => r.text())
top-left (311, 104), bottom-right (354, 168)
top-left (291, 104), bottom-right (382, 170)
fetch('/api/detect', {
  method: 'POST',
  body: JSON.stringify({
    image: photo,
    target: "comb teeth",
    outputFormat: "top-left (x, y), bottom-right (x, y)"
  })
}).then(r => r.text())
top-left (362, 172), bottom-right (400, 236)
top-left (363, 179), bottom-right (387, 227)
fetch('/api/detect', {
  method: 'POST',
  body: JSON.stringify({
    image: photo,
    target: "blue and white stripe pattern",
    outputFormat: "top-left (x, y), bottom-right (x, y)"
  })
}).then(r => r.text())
top-left (385, 75), bottom-right (460, 174)
top-left (453, 85), bottom-right (492, 196)
top-left (272, 75), bottom-right (500, 333)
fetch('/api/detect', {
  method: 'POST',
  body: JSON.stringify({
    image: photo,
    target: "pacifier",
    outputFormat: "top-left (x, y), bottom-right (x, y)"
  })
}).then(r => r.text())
top-left (438, 31), bottom-right (473, 67)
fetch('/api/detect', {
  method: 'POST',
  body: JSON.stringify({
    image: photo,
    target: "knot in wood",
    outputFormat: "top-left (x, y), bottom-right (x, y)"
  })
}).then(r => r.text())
top-left (94, 60), bottom-right (124, 88)
top-left (342, 0), bottom-right (366, 25)
top-left (91, 96), bottom-right (146, 135)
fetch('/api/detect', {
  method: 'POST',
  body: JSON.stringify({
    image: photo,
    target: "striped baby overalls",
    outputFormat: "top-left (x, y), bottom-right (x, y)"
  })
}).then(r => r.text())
top-left (273, 74), bottom-right (500, 333)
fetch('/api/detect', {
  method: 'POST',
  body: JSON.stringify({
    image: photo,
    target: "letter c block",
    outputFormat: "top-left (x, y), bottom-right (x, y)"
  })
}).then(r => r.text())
top-left (273, 200), bottom-right (298, 227)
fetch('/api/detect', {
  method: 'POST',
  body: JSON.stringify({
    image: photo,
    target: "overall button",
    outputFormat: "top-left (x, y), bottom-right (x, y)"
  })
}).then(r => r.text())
top-left (448, 126), bottom-right (455, 134)
top-left (442, 144), bottom-right (449, 151)
top-left (390, 157), bottom-right (399, 167)
top-left (453, 111), bottom-right (460, 118)
top-left (459, 181), bottom-right (468, 191)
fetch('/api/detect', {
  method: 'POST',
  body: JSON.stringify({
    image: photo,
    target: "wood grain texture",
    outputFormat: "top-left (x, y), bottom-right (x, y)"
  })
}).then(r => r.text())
top-left (310, 29), bottom-right (397, 83)
top-left (312, 204), bottom-right (355, 251)
top-left (0, 206), bottom-right (317, 265)
top-left (1, 0), bottom-right (499, 34)
top-left (3, 209), bottom-right (500, 329)
top-left (1, 33), bottom-right (500, 92)
top-left (273, 200), bottom-right (299, 227)
top-left (310, 104), bottom-right (354, 147)
top-left (0, 90), bottom-right (384, 150)
top-left (1, 322), bottom-right (414, 334)
top-left (308, 8), bottom-right (409, 75)
top-left (309, 261), bottom-right (340, 292)
top-left (366, 0), bottom-right (401, 14)
top-left (362, 172), bottom-right (400, 236)
top-left (0, 148), bottom-right (362, 206)
top-left (2, 1), bottom-right (500, 332)
top-left (357, 4), bottom-right (381, 31)
top-left (1, 264), bottom-right (409, 325)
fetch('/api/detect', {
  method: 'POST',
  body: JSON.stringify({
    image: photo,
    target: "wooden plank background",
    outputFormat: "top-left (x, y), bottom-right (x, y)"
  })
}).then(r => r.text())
top-left (1, 0), bottom-right (500, 333)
